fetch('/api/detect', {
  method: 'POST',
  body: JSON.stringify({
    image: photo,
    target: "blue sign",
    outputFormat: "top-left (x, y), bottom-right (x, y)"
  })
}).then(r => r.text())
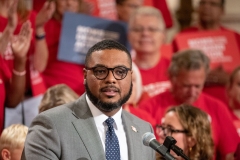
top-left (58, 12), bottom-right (130, 64)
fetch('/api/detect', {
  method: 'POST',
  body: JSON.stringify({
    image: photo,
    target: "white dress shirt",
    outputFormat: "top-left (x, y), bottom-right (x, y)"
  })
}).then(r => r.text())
top-left (86, 95), bottom-right (128, 160)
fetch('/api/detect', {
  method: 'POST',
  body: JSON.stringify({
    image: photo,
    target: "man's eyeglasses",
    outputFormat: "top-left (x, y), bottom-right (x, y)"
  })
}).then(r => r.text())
top-left (85, 66), bottom-right (131, 80)
top-left (156, 125), bottom-right (188, 137)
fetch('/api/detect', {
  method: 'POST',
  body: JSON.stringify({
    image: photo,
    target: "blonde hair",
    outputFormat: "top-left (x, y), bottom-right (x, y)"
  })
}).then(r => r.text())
top-left (39, 84), bottom-right (79, 113)
top-left (17, 0), bottom-right (30, 23)
top-left (128, 6), bottom-right (165, 31)
top-left (0, 124), bottom-right (28, 152)
top-left (167, 105), bottom-right (214, 160)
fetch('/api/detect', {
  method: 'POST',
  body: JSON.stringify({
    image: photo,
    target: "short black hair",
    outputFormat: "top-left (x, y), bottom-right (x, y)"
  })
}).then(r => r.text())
top-left (85, 39), bottom-right (132, 67)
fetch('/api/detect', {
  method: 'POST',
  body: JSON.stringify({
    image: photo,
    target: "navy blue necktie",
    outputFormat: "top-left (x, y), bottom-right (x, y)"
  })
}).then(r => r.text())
top-left (105, 117), bottom-right (121, 160)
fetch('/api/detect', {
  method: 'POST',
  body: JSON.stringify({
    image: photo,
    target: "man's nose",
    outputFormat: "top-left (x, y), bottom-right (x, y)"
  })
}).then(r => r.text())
top-left (189, 86), bottom-right (197, 96)
top-left (105, 70), bottom-right (116, 83)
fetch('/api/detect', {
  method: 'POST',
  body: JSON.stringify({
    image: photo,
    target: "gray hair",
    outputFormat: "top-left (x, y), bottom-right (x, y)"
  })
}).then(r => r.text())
top-left (128, 6), bottom-right (165, 31)
top-left (168, 49), bottom-right (210, 78)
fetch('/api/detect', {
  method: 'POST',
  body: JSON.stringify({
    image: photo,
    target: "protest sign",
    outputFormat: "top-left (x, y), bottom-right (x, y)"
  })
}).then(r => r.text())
top-left (58, 12), bottom-right (129, 65)
top-left (174, 30), bottom-right (240, 72)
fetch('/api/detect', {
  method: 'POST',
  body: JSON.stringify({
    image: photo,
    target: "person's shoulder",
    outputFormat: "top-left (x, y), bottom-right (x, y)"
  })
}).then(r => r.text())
top-left (123, 110), bottom-right (151, 125)
top-left (199, 93), bottom-right (230, 110)
top-left (200, 93), bottom-right (224, 104)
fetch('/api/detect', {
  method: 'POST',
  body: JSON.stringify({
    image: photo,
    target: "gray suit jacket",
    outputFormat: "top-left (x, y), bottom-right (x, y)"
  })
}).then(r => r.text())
top-left (22, 94), bottom-right (155, 160)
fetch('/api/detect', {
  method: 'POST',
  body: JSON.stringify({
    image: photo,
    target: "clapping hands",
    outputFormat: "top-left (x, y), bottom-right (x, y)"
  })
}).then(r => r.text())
top-left (11, 21), bottom-right (33, 60)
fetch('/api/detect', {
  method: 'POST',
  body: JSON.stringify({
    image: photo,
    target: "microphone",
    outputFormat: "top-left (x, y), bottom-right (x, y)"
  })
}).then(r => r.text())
top-left (142, 132), bottom-right (175, 160)
top-left (142, 132), bottom-right (190, 160)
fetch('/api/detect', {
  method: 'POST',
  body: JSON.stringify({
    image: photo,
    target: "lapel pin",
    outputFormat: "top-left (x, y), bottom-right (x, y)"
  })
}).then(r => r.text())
top-left (131, 126), bottom-right (138, 132)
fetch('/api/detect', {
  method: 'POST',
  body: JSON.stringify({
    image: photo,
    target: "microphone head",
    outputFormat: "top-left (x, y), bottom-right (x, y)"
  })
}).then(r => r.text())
top-left (142, 132), bottom-right (156, 146)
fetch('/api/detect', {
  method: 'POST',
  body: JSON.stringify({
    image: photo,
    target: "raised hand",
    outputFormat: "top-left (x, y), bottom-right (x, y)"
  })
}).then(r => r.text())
top-left (36, 1), bottom-right (56, 29)
top-left (11, 21), bottom-right (33, 59)
top-left (0, 0), bottom-right (19, 53)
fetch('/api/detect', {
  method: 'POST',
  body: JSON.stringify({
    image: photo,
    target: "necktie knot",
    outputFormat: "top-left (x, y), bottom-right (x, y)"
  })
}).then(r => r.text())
top-left (105, 117), bottom-right (115, 127)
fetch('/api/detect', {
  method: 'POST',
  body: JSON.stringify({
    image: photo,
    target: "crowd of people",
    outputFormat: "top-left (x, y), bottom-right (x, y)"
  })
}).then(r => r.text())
top-left (0, 0), bottom-right (240, 159)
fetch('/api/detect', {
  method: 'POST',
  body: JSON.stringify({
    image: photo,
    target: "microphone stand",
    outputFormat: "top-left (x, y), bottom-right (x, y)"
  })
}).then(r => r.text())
top-left (151, 139), bottom-right (175, 160)
top-left (163, 136), bottom-right (191, 160)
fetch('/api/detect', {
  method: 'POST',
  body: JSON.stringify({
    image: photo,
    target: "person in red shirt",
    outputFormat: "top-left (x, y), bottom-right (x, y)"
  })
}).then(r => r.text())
top-left (139, 49), bottom-right (239, 160)
top-left (122, 62), bottom-right (155, 127)
top-left (0, 0), bottom-right (53, 73)
top-left (128, 6), bottom-right (171, 98)
top-left (180, 0), bottom-right (240, 63)
top-left (0, 18), bottom-right (32, 133)
top-left (0, 0), bottom-right (55, 98)
top-left (39, 0), bottom-right (90, 95)
top-left (173, 0), bottom-right (240, 105)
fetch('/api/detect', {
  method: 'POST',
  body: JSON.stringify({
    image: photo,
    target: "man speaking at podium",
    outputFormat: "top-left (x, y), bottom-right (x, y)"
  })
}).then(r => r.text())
top-left (21, 40), bottom-right (155, 160)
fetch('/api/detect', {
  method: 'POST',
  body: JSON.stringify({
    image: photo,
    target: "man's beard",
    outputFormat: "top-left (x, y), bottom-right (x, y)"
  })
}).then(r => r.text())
top-left (85, 82), bottom-right (132, 112)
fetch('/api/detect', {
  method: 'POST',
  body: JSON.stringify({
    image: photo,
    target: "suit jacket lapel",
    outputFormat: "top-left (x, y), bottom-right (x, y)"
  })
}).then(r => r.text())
top-left (71, 94), bottom-right (105, 160)
top-left (122, 111), bottom-right (143, 160)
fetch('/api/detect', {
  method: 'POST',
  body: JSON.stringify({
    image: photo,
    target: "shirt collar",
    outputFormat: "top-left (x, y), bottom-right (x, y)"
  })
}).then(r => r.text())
top-left (86, 94), bottom-right (123, 129)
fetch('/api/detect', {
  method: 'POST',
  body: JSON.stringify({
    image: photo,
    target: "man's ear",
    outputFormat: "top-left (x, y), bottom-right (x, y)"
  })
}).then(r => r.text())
top-left (83, 68), bottom-right (87, 79)
top-left (1, 149), bottom-right (11, 160)
top-left (187, 136), bottom-right (196, 148)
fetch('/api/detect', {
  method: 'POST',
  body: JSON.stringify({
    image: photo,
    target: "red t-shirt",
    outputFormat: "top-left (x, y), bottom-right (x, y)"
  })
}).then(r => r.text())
top-left (172, 26), bottom-right (240, 105)
top-left (0, 57), bottom-right (11, 133)
top-left (173, 26), bottom-right (240, 53)
top-left (83, 0), bottom-right (118, 20)
top-left (180, 26), bottom-right (240, 48)
top-left (43, 18), bottom-right (85, 95)
top-left (139, 90), bottom-right (240, 159)
top-left (137, 57), bottom-right (171, 98)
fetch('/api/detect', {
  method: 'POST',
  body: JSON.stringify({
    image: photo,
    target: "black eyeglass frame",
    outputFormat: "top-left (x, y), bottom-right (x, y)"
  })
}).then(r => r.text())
top-left (85, 66), bottom-right (131, 80)
top-left (156, 124), bottom-right (188, 136)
